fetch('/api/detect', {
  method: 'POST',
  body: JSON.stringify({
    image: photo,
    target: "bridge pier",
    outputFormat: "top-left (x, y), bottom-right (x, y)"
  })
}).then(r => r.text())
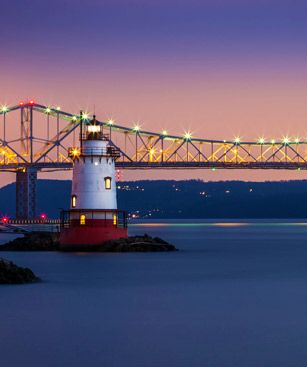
top-left (16, 168), bottom-right (37, 220)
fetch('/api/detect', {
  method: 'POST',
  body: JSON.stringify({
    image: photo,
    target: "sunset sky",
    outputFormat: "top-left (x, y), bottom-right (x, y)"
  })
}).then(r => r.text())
top-left (2, 0), bottom-right (307, 183)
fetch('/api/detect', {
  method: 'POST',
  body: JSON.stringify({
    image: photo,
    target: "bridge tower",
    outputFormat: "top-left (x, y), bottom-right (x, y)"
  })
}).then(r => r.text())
top-left (59, 115), bottom-right (127, 250)
top-left (16, 168), bottom-right (37, 219)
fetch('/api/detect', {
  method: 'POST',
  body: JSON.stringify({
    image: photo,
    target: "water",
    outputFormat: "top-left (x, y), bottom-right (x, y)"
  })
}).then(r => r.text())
top-left (1, 219), bottom-right (307, 367)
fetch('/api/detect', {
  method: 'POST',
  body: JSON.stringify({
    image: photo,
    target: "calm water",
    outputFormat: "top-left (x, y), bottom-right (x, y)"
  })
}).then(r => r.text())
top-left (1, 219), bottom-right (307, 367)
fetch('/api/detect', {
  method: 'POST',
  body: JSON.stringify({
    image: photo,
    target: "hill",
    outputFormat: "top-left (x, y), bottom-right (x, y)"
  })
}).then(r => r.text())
top-left (1, 179), bottom-right (307, 218)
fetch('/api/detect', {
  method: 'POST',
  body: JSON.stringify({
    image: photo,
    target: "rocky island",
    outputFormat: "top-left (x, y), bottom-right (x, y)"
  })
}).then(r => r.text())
top-left (0, 258), bottom-right (39, 284)
top-left (0, 232), bottom-right (177, 252)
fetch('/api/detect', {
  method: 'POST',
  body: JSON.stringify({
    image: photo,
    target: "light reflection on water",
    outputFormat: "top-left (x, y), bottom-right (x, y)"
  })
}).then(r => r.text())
top-left (131, 220), bottom-right (307, 227)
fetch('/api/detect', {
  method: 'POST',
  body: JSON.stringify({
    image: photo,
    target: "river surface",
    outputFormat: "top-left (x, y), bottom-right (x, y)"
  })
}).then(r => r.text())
top-left (1, 219), bottom-right (307, 367)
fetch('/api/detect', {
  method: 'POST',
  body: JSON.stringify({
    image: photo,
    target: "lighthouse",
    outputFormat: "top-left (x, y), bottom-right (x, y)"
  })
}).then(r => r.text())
top-left (59, 114), bottom-right (128, 250)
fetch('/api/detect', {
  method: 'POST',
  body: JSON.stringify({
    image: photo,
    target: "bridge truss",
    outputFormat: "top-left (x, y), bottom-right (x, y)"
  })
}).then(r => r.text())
top-left (0, 101), bottom-right (307, 218)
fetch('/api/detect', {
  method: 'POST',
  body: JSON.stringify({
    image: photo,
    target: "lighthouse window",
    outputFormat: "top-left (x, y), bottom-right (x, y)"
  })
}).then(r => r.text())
top-left (105, 177), bottom-right (112, 190)
top-left (113, 214), bottom-right (117, 226)
top-left (72, 195), bottom-right (77, 208)
top-left (80, 214), bottom-right (86, 225)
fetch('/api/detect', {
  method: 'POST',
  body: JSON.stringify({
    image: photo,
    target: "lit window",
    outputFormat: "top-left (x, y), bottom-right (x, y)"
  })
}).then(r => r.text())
top-left (72, 195), bottom-right (77, 208)
top-left (113, 214), bottom-right (117, 225)
top-left (105, 177), bottom-right (112, 190)
top-left (80, 214), bottom-right (86, 225)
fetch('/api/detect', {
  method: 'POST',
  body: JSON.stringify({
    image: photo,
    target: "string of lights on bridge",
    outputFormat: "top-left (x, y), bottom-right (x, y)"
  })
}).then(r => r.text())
top-left (0, 100), bottom-right (302, 146)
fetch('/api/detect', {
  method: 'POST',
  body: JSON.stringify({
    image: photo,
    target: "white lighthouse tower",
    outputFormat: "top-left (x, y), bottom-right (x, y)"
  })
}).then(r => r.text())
top-left (59, 114), bottom-right (127, 250)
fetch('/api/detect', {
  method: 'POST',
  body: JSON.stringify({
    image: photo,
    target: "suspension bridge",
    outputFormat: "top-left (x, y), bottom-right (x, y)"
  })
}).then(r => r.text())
top-left (0, 100), bottom-right (306, 219)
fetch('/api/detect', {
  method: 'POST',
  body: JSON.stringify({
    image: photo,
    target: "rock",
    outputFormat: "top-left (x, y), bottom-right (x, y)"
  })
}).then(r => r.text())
top-left (0, 258), bottom-right (40, 284)
top-left (1, 232), bottom-right (177, 253)
top-left (0, 232), bottom-right (59, 251)
top-left (69, 235), bottom-right (178, 252)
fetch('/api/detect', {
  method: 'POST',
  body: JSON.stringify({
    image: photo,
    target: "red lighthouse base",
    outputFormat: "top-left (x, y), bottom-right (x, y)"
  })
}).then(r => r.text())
top-left (59, 209), bottom-right (128, 251)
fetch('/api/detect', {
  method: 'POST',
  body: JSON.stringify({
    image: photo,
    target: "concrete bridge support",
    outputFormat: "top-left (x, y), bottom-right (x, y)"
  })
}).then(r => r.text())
top-left (16, 168), bottom-right (37, 219)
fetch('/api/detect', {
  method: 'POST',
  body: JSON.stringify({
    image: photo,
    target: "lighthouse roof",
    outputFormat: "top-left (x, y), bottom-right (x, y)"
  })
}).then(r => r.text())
top-left (86, 115), bottom-right (101, 126)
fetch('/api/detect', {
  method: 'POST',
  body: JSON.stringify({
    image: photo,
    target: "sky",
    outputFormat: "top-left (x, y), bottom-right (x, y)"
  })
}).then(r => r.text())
top-left (1, 0), bottom-right (307, 184)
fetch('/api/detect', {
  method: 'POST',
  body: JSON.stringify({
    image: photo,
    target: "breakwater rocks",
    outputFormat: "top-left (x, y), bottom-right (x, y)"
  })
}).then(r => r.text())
top-left (101, 235), bottom-right (177, 252)
top-left (0, 232), bottom-right (177, 252)
top-left (63, 235), bottom-right (177, 252)
top-left (0, 258), bottom-right (39, 284)
top-left (0, 232), bottom-right (59, 251)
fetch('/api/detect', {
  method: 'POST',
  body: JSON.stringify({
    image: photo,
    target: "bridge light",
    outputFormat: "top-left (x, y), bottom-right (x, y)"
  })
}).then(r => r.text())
top-left (295, 137), bottom-right (300, 144)
top-left (71, 148), bottom-right (80, 157)
top-left (29, 100), bottom-right (34, 105)
top-left (69, 147), bottom-right (81, 158)
top-left (149, 148), bottom-right (155, 155)
top-left (40, 213), bottom-right (47, 220)
top-left (271, 139), bottom-right (276, 145)
top-left (1, 105), bottom-right (9, 113)
top-left (133, 124), bottom-right (141, 132)
top-left (107, 119), bottom-right (114, 125)
top-left (184, 131), bottom-right (192, 141)
top-left (234, 137), bottom-right (241, 144)
top-left (1, 216), bottom-right (8, 224)
top-left (45, 107), bottom-right (51, 114)
top-left (81, 112), bottom-right (89, 120)
top-left (19, 101), bottom-right (24, 106)
top-left (56, 106), bottom-right (61, 111)
top-left (71, 115), bottom-right (77, 121)
top-left (258, 137), bottom-right (265, 144)
top-left (282, 136), bottom-right (290, 145)
top-left (162, 130), bottom-right (168, 136)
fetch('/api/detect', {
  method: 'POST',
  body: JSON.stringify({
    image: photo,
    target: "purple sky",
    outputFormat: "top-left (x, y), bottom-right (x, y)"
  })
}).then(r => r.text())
top-left (2, 0), bottom-right (307, 183)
